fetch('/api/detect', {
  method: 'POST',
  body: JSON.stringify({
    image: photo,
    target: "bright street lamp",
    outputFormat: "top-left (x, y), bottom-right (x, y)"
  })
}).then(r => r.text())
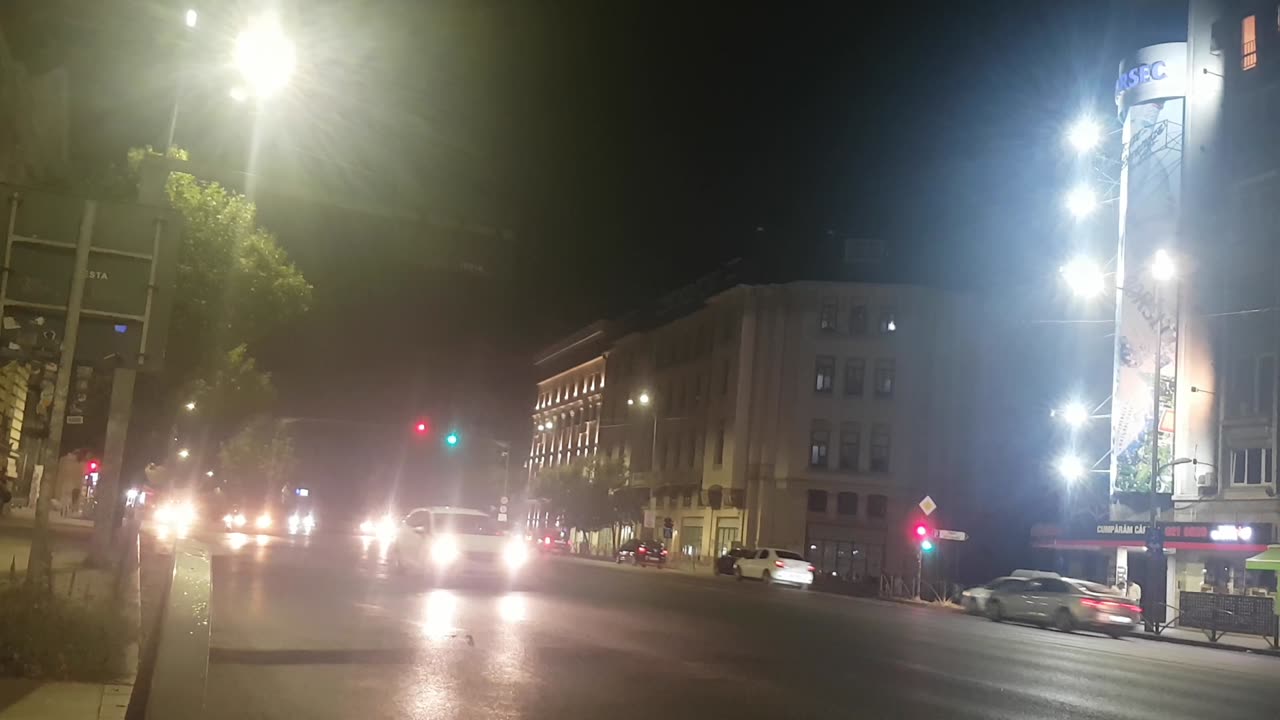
top-left (637, 392), bottom-right (651, 406)
top-left (205, 470), bottom-right (215, 478)
top-left (1060, 257), bottom-right (1106, 298)
top-left (1066, 117), bottom-right (1101, 154)
top-left (234, 14), bottom-right (296, 99)
top-left (184, 401), bottom-right (196, 412)
top-left (1150, 248), bottom-right (1177, 283)
top-left (1056, 401), bottom-right (1091, 428)
top-left (1065, 185), bottom-right (1098, 219)
top-left (185, 8), bottom-right (198, 29)
top-left (1055, 454), bottom-right (1086, 482)
top-left (177, 448), bottom-right (191, 460)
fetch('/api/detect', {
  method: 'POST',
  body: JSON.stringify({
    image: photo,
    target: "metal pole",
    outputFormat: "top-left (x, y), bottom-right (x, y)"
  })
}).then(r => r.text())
top-left (1146, 287), bottom-right (1162, 631)
top-left (915, 547), bottom-right (923, 600)
top-left (650, 410), bottom-right (658, 474)
top-left (26, 201), bottom-right (95, 589)
top-left (90, 368), bottom-right (136, 567)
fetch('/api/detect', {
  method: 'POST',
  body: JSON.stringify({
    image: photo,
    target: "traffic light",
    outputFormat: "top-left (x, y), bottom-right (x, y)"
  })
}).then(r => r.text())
top-left (920, 539), bottom-right (935, 552)
top-left (914, 523), bottom-right (929, 538)
top-left (914, 523), bottom-right (935, 552)
top-left (445, 431), bottom-right (460, 447)
top-left (413, 419), bottom-right (430, 435)
top-left (86, 459), bottom-right (100, 473)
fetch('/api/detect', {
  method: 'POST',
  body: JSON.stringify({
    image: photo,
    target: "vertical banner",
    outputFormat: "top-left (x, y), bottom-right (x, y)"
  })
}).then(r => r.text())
top-left (1111, 43), bottom-right (1187, 497)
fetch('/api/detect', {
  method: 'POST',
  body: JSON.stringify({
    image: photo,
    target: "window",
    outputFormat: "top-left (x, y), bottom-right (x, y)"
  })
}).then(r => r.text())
top-left (807, 489), bottom-right (828, 513)
top-left (814, 356), bottom-right (835, 393)
top-left (819, 297), bottom-right (837, 332)
top-left (878, 307), bottom-right (897, 334)
top-left (874, 359), bottom-right (896, 397)
top-left (849, 302), bottom-right (868, 335)
top-left (682, 489), bottom-right (693, 508)
top-left (714, 421), bottom-right (726, 466)
top-left (837, 491), bottom-right (858, 516)
top-left (1231, 447), bottom-right (1273, 485)
top-left (1243, 14), bottom-right (1258, 70)
top-left (844, 359), bottom-right (865, 396)
top-left (839, 421), bottom-right (861, 470)
top-left (809, 420), bottom-right (830, 467)
top-left (868, 494), bottom-right (888, 519)
top-left (870, 423), bottom-right (891, 472)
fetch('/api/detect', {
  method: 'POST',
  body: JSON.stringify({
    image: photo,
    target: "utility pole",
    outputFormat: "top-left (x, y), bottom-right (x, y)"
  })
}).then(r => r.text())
top-left (26, 201), bottom-right (95, 590)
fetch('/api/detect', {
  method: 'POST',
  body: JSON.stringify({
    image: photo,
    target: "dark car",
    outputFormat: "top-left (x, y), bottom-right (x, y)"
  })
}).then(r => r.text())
top-left (535, 530), bottom-right (572, 554)
top-left (714, 547), bottom-right (754, 576)
top-left (616, 539), bottom-right (668, 567)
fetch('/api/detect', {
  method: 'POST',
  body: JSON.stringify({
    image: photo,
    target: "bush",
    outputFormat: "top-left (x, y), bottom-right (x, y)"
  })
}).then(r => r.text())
top-left (0, 587), bottom-right (129, 680)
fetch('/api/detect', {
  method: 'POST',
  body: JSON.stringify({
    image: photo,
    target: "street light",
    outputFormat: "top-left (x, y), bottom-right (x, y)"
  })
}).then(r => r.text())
top-left (177, 448), bottom-right (191, 460)
top-left (1055, 454), bottom-right (1086, 483)
top-left (234, 14), bottom-right (296, 99)
top-left (205, 470), bottom-right (215, 478)
top-left (637, 392), bottom-right (651, 406)
top-left (1065, 185), bottom-right (1098, 219)
top-left (185, 8), bottom-right (198, 28)
top-left (1066, 117), bottom-right (1101, 154)
top-left (1055, 401), bottom-right (1091, 428)
top-left (1150, 248), bottom-right (1177, 282)
top-left (1060, 257), bottom-right (1106, 298)
top-left (184, 401), bottom-right (196, 412)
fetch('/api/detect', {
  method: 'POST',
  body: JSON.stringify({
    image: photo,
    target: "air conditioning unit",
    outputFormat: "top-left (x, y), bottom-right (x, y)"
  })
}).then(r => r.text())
top-left (1196, 471), bottom-right (1217, 492)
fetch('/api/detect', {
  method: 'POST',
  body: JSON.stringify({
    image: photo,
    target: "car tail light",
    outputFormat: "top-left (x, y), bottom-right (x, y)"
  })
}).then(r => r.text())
top-left (774, 560), bottom-right (785, 568)
top-left (661, 550), bottom-right (668, 556)
top-left (807, 565), bottom-right (816, 573)
top-left (638, 547), bottom-right (647, 554)
top-left (1081, 597), bottom-right (1140, 613)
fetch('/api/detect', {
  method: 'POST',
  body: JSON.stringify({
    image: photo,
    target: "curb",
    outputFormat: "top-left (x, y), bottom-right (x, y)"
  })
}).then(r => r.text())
top-left (1130, 630), bottom-right (1280, 658)
top-left (99, 534), bottom-right (141, 720)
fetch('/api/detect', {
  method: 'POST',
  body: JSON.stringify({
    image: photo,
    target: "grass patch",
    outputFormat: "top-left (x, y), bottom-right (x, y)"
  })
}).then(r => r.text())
top-left (0, 586), bottom-right (130, 680)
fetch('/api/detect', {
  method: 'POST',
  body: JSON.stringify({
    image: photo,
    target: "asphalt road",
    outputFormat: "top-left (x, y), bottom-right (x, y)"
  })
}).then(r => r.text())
top-left (190, 531), bottom-right (1280, 720)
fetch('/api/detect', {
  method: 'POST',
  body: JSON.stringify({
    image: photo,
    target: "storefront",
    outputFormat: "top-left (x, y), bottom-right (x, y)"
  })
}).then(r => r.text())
top-left (1032, 521), bottom-right (1276, 623)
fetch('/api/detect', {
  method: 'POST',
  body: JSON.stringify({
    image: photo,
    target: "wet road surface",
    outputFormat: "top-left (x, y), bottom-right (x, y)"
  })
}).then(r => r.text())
top-left (190, 532), bottom-right (1280, 720)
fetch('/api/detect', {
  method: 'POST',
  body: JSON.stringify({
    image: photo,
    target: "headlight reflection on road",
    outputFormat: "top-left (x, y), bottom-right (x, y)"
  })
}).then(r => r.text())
top-left (498, 593), bottom-right (526, 624)
top-left (255, 534), bottom-right (270, 547)
top-left (228, 532), bottom-right (250, 551)
top-left (420, 590), bottom-right (457, 639)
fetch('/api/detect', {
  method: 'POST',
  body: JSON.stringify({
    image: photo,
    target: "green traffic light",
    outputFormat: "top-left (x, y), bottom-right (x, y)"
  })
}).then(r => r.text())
top-left (921, 539), bottom-right (934, 552)
top-left (445, 432), bottom-right (459, 446)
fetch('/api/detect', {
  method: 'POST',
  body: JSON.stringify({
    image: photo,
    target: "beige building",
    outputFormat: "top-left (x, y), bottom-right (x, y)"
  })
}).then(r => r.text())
top-left (528, 323), bottom-right (609, 483)
top-left (597, 281), bottom-right (978, 581)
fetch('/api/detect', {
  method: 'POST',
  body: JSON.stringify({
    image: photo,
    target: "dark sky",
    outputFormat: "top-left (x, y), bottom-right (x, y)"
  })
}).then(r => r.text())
top-left (4, 0), bottom-right (1191, 517)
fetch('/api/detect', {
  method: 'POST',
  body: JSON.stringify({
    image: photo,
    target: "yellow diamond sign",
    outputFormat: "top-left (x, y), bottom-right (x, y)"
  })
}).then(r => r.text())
top-left (918, 495), bottom-right (937, 516)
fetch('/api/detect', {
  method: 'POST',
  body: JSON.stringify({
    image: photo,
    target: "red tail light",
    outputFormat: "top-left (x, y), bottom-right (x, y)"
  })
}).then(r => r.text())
top-left (661, 550), bottom-right (668, 556)
top-left (1081, 597), bottom-right (1140, 613)
top-left (774, 560), bottom-right (785, 568)
top-left (807, 565), bottom-right (816, 573)
top-left (638, 547), bottom-right (647, 553)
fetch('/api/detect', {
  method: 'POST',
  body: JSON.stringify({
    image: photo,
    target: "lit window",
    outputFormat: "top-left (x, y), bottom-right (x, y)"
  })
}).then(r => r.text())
top-left (1243, 14), bottom-right (1258, 70)
top-left (878, 308), bottom-right (897, 334)
top-left (814, 356), bottom-right (835, 393)
top-left (819, 298), bottom-right (837, 332)
top-left (809, 420), bottom-right (830, 468)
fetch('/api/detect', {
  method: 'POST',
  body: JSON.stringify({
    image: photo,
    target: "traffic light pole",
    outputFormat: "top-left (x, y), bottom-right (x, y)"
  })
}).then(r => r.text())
top-left (915, 547), bottom-right (923, 600)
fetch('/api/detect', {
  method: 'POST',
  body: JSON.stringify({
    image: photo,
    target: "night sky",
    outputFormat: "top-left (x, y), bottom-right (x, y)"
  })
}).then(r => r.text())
top-left (4, 1), bottom-right (1191, 527)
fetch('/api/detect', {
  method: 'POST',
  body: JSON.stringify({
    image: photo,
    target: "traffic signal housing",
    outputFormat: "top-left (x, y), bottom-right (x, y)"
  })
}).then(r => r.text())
top-left (86, 459), bottom-right (100, 473)
top-left (914, 523), bottom-right (935, 552)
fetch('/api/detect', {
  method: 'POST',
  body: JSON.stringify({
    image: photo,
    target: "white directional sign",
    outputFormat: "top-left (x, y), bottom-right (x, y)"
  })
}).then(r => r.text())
top-left (937, 530), bottom-right (968, 542)
top-left (918, 495), bottom-right (937, 516)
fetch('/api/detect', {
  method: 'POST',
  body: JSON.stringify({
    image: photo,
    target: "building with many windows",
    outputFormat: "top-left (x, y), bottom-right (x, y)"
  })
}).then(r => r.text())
top-left (595, 280), bottom-right (979, 581)
top-left (528, 322), bottom-right (611, 483)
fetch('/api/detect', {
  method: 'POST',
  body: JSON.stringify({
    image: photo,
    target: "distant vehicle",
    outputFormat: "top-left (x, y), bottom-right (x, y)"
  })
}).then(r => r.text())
top-left (393, 506), bottom-right (528, 577)
top-left (534, 529), bottom-right (571, 555)
top-left (616, 538), bottom-right (667, 567)
top-left (733, 547), bottom-right (814, 588)
top-left (986, 576), bottom-right (1140, 637)
top-left (714, 547), bottom-right (754, 576)
top-left (961, 576), bottom-right (1025, 614)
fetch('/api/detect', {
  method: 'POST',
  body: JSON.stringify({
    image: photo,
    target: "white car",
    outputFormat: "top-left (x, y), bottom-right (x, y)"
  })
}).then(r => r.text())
top-left (392, 506), bottom-right (528, 577)
top-left (733, 547), bottom-right (814, 588)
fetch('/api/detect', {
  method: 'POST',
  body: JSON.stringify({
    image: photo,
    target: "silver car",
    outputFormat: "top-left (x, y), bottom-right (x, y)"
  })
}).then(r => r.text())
top-left (986, 576), bottom-right (1140, 637)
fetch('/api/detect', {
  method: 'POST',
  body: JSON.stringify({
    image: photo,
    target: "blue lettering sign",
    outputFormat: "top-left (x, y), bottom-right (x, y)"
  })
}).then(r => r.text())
top-left (1115, 60), bottom-right (1170, 98)
top-left (1150, 60), bottom-right (1166, 80)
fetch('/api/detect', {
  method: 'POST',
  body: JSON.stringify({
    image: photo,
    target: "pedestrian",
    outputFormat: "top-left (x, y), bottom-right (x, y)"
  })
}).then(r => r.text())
top-left (1126, 579), bottom-right (1143, 605)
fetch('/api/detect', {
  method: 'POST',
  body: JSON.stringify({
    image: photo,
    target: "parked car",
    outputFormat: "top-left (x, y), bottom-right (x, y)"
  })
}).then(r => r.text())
top-left (986, 576), bottom-right (1140, 637)
top-left (733, 547), bottom-right (814, 588)
top-left (715, 547), bottom-right (754, 576)
top-left (616, 539), bottom-right (668, 567)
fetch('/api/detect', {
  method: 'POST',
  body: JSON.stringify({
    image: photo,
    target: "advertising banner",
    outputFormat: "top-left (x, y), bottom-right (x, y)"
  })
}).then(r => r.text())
top-left (1110, 44), bottom-right (1186, 498)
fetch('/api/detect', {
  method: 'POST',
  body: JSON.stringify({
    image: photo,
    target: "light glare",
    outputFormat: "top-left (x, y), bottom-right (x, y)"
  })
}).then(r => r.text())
top-left (234, 15), bottom-right (296, 99)
top-left (1066, 117), bottom-right (1101, 153)
top-left (1151, 248), bottom-right (1177, 282)
top-left (1060, 257), bottom-right (1106, 298)
top-left (1065, 185), bottom-right (1098, 219)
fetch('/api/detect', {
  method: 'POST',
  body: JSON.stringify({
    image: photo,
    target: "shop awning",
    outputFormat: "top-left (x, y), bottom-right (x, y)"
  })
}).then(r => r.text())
top-left (1245, 545), bottom-right (1280, 572)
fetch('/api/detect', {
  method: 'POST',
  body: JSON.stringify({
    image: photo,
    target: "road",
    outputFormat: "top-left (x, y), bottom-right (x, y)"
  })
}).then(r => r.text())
top-left (183, 531), bottom-right (1280, 720)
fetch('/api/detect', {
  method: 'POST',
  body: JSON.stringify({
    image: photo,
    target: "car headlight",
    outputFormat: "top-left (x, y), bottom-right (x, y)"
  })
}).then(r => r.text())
top-left (234, 513), bottom-right (246, 528)
top-left (503, 540), bottom-right (529, 569)
top-left (223, 513), bottom-right (233, 527)
top-left (432, 536), bottom-right (460, 566)
top-left (156, 506), bottom-right (172, 524)
top-left (303, 514), bottom-right (315, 530)
top-left (359, 519), bottom-right (374, 534)
top-left (256, 513), bottom-right (272, 530)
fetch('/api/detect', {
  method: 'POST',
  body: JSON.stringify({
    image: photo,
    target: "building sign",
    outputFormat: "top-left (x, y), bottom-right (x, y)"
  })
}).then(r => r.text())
top-left (1076, 522), bottom-right (1272, 544)
top-left (1115, 42), bottom-right (1187, 115)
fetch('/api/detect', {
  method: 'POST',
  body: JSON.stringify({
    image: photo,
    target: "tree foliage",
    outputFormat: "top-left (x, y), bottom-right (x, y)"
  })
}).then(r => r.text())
top-left (536, 457), bottom-right (636, 531)
top-left (218, 416), bottom-right (298, 503)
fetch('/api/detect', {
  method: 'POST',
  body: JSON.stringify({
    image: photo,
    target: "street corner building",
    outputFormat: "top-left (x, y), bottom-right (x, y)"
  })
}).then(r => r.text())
top-left (527, 266), bottom-right (983, 587)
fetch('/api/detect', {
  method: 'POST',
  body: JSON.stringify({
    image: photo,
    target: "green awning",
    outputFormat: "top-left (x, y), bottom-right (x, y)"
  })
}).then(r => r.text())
top-left (1245, 545), bottom-right (1280, 572)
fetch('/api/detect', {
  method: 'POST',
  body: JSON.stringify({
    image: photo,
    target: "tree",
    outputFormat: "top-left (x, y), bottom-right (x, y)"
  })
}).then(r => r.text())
top-left (218, 416), bottom-right (298, 505)
top-left (536, 457), bottom-right (639, 551)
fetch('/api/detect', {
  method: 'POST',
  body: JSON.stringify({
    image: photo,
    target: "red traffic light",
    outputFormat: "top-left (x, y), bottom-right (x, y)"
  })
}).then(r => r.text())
top-left (413, 419), bottom-right (430, 435)
top-left (914, 523), bottom-right (929, 538)
top-left (87, 460), bottom-right (100, 473)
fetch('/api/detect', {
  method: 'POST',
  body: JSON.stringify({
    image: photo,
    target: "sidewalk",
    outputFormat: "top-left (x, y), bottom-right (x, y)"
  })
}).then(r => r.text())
top-left (0, 526), bottom-right (141, 720)
top-left (1134, 624), bottom-right (1280, 657)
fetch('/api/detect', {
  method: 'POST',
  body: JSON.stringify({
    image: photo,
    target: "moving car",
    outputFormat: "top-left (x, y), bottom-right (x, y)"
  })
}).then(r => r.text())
top-left (534, 529), bottom-right (572, 555)
top-left (733, 547), bottom-right (814, 588)
top-left (986, 576), bottom-right (1140, 637)
top-left (392, 506), bottom-right (528, 577)
top-left (961, 576), bottom-right (1026, 614)
top-left (714, 547), bottom-right (754, 576)
top-left (616, 539), bottom-right (667, 567)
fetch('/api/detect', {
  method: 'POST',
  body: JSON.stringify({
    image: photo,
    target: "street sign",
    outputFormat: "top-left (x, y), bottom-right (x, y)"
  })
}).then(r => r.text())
top-left (662, 526), bottom-right (673, 540)
top-left (497, 513), bottom-right (508, 522)
top-left (918, 495), bottom-right (937, 516)
top-left (937, 529), bottom-right (968, 541)
top-left (500, 496), bottom-right (509, 505)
